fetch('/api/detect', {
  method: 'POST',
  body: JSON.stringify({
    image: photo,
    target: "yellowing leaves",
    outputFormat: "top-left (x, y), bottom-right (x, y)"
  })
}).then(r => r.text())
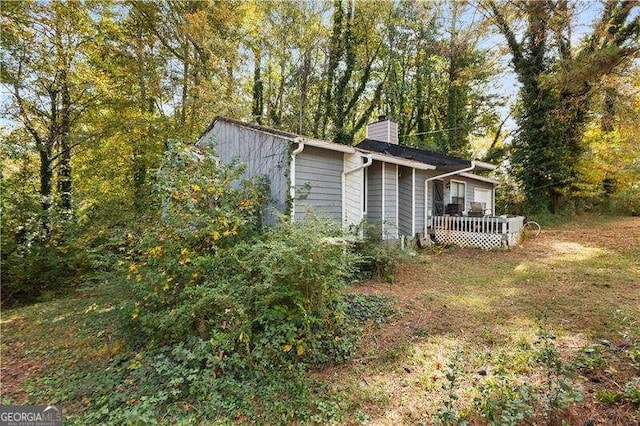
top-left (147, 245), bottom-right (163, 258)
top-left (284, 341), bottom-right (304, 356)
top-left (238, 198), bottom-right (256, 210)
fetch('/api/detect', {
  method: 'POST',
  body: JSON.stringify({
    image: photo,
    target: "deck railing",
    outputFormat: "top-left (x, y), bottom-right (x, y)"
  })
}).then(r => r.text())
top-left (429, 215), bottom-right (525, 248)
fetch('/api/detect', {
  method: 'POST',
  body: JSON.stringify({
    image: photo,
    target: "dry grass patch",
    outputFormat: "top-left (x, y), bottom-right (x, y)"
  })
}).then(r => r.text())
top-left (319, 215), bottom-right (640, 424)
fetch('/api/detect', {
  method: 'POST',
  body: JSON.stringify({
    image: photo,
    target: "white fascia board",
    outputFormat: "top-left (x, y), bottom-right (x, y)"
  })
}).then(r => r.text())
top-left (473, 160), bottom-right (497, 171)
top-left (363, 151), bottom-right (437, 171)
top-left (301, 137), bottom-right (356, 153)
top-left (459, 172), bottom-right (499, 184)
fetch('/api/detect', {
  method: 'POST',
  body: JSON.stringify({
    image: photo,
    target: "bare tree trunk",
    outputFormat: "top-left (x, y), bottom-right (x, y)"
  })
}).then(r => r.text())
top-left (298, 48), bottom-right (311, 133)
top-left (134, 25), bottom-right (147, 211)
top-left (57, 68), bottom-right (73, 215)
top-left (445, 1), bottom-right (459, 153)
top-left (180, 37), bottom-right (189, 126)
top-left (252, 47), bottom-right (264, 124)
top-left (38, 147), bottom-right (53, 216)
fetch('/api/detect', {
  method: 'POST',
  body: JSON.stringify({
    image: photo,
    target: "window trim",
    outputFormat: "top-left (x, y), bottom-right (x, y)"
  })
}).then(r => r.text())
top-left (449, 179), bottom-right (466, 211)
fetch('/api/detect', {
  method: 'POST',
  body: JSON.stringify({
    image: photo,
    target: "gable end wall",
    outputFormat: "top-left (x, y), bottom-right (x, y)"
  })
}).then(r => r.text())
top-left (200, 121), bottom-right (291, 225)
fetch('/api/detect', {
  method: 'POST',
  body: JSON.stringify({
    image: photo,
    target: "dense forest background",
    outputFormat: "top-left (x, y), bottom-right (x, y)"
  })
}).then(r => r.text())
top-left (1, 0), bottom-right (639, 301)
top-left (1, 1), bottom-right (640, 423)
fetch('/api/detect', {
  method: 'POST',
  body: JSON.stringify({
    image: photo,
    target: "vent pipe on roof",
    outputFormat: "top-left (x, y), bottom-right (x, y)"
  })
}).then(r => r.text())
top-left (366, 117), bottom-right (398, 145)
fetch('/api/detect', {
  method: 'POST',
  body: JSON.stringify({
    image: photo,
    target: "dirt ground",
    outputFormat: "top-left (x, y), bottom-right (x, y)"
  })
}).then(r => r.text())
top-left (2, 215), bottom-right (638, 424)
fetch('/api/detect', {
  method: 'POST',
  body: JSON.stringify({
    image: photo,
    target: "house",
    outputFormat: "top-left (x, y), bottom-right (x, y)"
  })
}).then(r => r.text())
top-left (197, 116), bottom-right (524, 248)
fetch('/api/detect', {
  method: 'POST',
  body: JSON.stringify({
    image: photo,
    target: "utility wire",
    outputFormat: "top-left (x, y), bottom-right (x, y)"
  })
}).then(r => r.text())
top-left (400, 126), bottom-right (468, 138)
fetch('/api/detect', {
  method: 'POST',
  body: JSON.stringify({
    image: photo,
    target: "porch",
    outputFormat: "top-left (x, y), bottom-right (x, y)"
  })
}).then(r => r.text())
top-left (427, 215), bottom-right (525, 249)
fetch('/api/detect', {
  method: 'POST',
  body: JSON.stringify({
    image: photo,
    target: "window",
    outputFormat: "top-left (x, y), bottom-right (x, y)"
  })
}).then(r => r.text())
top-left (474, 188), bottom-right (492, 214)
top-left (450, 180), bottom-right (465, 210)
top-left (362, 167), bottom-right (368, 213)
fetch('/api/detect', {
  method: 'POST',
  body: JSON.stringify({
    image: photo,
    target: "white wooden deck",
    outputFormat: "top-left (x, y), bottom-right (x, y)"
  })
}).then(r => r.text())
top-left (428, 215), bottom-right (525, 249)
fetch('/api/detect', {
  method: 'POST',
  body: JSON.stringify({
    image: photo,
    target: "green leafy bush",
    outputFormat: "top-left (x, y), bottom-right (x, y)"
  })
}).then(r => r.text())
top-left (1, 220), bottom-right (93, 304)
top-left (611, 183), bottom-right (640, 216)
top-left (94, 143), bottom-right (371, 422)
top-left (472, 376), bottom-right (534, 425)
top-left (354, 239), bottom-right (403, 283)
top-left (343, 293), bottom-right (398, 325)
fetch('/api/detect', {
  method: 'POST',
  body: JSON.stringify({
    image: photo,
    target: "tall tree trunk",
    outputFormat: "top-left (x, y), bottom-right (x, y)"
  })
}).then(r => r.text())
top-left (133, 25), bottom-right (149, 212)
top-left (318, 0), bottom-right (345, 138)
top-left (57, 74), bottom-right (73, 215)
top-left (601, 86), bottom-right (616, 132)
top-left (180, 37), bottom-right (189, 126)
top-left (252, 47), bottom-right (264, 124)
top-left (298, 48), bottom-right (312, 134)
top-left (445, 1), bottom-right (459, 153)
top-left (39, 149), bottom-right (53, 233)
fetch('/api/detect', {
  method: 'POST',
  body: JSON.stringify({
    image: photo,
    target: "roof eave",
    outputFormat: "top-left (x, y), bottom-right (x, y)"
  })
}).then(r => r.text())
top-left (361, 150), bottom-right (436, 170)
top-left (459, 172), bottom-right (499, 184)
top-left (472, 160), bottom-right (498, 171)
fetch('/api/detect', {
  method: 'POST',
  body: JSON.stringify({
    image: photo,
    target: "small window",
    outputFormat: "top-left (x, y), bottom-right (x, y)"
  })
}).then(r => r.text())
top-left (362, 167), bottom-right (368, 213)
top-left (450, 181), bottom-right (465, 210)
top-left (474, 188), bottom-right (492, 214)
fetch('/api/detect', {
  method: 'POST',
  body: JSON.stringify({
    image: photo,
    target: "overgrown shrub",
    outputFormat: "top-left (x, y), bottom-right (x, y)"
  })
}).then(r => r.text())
top-left (354, 238), bottom-right (403, 283)
top-left (0, 207), bottom-right (93, 304)
top-left (128, 218), bottom-right (362, 364)
top-left (97, 143), bottom-right (375, 422)
top-left (610, 183), bottom-right (640, 216)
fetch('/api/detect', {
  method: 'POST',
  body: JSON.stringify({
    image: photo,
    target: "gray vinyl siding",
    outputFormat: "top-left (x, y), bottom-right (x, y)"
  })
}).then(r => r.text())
top-left (383, 163), bottom-right (398, 239)
top-left (366, 161), bottom-right (383, 237)
top-left (398, 166), bottom-right (413, 237)
top-left (294, 146), bottom-right (342, 221)
top-left (200, 121), bottom-right (290, 225)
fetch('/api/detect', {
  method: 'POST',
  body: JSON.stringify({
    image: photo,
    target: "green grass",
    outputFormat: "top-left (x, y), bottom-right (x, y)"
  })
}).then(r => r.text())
top-left (1, 280), bottom-right (131, 419)
top-left (2, 214), bottom-right (639, 424)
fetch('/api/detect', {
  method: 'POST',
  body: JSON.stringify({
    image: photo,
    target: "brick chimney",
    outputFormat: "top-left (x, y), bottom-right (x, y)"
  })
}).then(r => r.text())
top-left (365, 115), bottom-right (398, 144)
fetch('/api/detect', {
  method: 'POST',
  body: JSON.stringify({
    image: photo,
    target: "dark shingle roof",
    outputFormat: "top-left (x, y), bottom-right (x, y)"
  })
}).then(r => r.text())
top-left (356, 139), bottom-right (473, 171)
top-left (199, 117), bottom-right (494, 172)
